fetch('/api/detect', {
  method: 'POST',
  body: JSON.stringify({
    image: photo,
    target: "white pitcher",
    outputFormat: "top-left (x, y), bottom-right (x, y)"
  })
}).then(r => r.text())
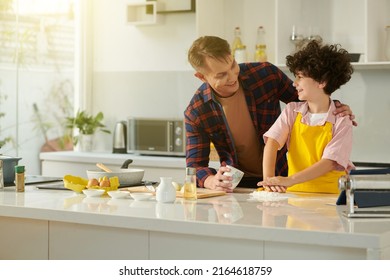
top-left (156, 177), bottom-right (176, 203)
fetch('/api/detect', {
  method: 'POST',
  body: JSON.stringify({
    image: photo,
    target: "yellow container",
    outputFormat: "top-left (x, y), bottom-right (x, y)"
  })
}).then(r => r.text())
top-left (63, 175), bottom-right (119, 193)
top-left (209, 143), bottom-right (219, 161)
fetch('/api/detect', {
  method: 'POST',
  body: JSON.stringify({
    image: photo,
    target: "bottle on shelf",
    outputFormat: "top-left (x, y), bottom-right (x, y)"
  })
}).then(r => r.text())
top-left (232, 27), bottom-right (244, 58)
top-left (231, 26), bottom-right (247, 63)
top-left (254, 26), bottom-right (267, 62)
top-left (234, 45), bottom-right (247, 64)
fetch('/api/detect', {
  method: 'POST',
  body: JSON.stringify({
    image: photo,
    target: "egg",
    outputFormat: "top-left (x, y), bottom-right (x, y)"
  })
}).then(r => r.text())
top-left (87, 178), bottom-right (99, 189)
top-left (99, 177), bottom-right (110, 188)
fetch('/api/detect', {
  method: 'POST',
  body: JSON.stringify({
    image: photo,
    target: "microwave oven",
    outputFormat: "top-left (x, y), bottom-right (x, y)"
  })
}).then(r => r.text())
top-left (127, 118), bottom-right (186, 156)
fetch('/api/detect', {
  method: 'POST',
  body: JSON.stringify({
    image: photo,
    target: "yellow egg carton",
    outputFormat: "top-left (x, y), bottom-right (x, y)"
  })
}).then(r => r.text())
top-left (63, 175), bottom-right (120, 193)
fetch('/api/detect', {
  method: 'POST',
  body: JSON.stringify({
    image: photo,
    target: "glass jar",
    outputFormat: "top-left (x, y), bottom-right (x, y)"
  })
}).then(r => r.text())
top-left (15, 165), bottom-right (25, 192)
top-left (183, 167), bottom-right (197, 200)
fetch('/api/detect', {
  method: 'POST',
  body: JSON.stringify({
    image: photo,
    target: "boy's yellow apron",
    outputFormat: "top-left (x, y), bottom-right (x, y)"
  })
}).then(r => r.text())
top-left (287, 113), bottom-right (345, 194)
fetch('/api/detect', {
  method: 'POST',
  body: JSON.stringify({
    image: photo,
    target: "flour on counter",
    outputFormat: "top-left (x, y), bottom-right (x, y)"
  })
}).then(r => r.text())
top-left (249, 191), bottom-right (292, 202)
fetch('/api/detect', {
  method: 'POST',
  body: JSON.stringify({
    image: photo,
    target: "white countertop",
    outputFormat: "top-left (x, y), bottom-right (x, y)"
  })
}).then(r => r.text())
top-left (1, 185), bottom-right (390, 251)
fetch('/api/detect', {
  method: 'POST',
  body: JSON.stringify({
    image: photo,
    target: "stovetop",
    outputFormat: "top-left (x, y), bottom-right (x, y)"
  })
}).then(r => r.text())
top-left (4, 175), bottom-right (62, 187)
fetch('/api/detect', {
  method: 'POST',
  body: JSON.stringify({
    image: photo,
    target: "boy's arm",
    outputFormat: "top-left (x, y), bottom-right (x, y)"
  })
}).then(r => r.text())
top-left (286, 159), bottom-right (337, 186)
top-left (262, 138), bottom-right (280, 180)
top-left (260, 158), bottom-right (337, 189)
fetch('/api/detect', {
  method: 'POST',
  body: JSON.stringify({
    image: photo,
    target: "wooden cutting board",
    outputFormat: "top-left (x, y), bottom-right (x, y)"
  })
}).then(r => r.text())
top-left (177, 188), bottom-right (226, 199)
top-left (124, 186), bottom-right (226, 199)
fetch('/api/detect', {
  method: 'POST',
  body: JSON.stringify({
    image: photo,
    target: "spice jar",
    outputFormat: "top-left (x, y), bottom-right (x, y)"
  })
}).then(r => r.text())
top-left (15, 165), bottom-right (25, 192)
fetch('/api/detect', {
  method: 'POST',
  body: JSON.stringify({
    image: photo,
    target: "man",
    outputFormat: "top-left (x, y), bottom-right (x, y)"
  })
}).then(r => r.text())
top-left (184, 36), bottom-right (354, 192)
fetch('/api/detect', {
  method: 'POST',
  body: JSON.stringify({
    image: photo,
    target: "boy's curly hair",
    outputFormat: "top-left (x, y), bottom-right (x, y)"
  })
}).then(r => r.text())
top-left (286, 40), bottom-right (354, 95)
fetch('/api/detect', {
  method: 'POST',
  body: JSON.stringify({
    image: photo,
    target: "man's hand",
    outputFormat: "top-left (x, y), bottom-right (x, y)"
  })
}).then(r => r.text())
top-left (334, 100), bottom-right (357, 126)
top-left (204, 166), bottom-right (234, 192)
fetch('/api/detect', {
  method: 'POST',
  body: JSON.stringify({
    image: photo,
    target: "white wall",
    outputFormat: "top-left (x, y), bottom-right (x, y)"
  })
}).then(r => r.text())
top-left (92, 0), bottom-right (196, 71)
top-left (331, 69), bottom-right (390, 164)
top-left (90, 0), bottom-right (200, 151)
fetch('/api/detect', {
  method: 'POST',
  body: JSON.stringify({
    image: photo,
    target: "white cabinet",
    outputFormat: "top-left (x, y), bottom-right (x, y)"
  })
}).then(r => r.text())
top-left (0, 217), bottom-right (48, 260)
top-left (196, 0), bottom-right (390, 68)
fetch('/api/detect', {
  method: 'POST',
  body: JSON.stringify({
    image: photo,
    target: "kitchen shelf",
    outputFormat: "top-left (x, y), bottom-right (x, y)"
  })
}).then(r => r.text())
top-left (126, 1), bottom-right (157, 25)
top-left (196, 0), bottom-right (390, 68)
top-left (278, 62), bottom-right (390, 71)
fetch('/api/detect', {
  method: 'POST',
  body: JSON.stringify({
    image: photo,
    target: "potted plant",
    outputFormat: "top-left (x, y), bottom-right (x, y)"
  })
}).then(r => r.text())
top-left (65, 110), bottom-right (110, 151)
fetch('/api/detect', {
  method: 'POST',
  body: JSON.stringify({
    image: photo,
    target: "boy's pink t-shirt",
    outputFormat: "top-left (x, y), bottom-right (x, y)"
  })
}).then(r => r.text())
top-left (264, 101), bottom-right (355, 171)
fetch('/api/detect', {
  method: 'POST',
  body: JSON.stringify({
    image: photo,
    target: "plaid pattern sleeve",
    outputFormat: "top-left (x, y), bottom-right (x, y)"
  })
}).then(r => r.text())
top-left (184, 62), bottom-right (298, 187)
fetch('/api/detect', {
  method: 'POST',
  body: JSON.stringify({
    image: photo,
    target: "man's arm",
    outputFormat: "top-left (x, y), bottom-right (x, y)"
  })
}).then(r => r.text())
top-left (333, 100), bottom-right (357, 126)
top-left (184, 106), bottom-right (221, 188)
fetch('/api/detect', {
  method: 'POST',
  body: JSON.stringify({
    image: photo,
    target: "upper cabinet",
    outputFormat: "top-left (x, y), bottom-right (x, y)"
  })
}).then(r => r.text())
top-left (126, 2), bottom-right (157, 25)
top-left (196, 0), bottom-right (390, 69)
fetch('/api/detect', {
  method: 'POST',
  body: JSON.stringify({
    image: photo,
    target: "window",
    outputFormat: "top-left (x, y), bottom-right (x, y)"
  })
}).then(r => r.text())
top-left (0, 0), bottom-right (76, 174)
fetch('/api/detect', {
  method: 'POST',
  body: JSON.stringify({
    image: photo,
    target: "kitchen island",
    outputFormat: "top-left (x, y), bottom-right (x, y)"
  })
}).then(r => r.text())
top-left (1, 185), bottom-right (390, 260)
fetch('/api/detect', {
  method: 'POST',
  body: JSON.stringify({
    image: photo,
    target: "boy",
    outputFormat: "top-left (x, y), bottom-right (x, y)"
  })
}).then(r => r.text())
top-left (258, 40), bottom-right (355, 193)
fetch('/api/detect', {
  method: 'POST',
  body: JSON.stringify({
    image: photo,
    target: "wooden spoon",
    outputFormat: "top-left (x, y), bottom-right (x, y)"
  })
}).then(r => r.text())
top-left (96, 163), bottom-right (113, 173)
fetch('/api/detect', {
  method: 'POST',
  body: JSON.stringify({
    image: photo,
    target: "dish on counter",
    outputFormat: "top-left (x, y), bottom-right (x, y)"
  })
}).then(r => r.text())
top-left (107, 190), bottom-right (129, 199)
top-left (129, 192), bottom-right (153, 201)
top-left (86, 168), bottom-right (144, 186)
top-left (82, 189), bottom-right (105, 197)
top-left (64, 174), bottom-right (119, 193)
